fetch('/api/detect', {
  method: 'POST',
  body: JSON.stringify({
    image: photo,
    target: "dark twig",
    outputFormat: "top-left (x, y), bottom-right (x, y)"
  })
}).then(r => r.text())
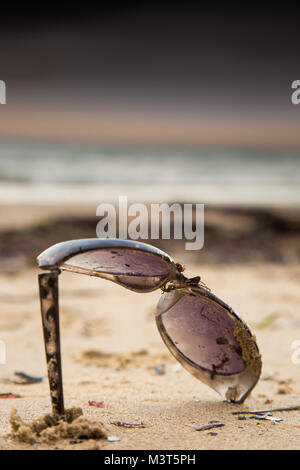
top-left (0, 393), bottom-right (22, 399)
top-left (232, 405), bottom-right (300, 415)
top-left (249, 414), bottom-right (282, 422)
top-left (196, 423), bottom-right (225, 431)
top-left (111, 421), bottom-right (147, 428)
top-left (13, 372), bottom-right (43, 385)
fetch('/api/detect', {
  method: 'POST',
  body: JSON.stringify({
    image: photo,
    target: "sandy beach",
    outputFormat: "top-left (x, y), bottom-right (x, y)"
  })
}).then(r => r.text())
top-left (0, 205), bottom-right (299, 450)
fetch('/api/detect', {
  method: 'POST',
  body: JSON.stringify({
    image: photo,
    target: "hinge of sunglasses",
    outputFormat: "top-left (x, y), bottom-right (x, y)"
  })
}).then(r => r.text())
top-left (182, 275), bottom-right (211, 291)
top-left (162, 276), bottom-right (210, 293)
top-left (194, 278), bottom-right (211, 291)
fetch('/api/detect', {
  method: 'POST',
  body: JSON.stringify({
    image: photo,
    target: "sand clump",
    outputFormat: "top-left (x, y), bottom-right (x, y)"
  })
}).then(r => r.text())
top-left (9, 407), bottom-right (107, 445)
top-left (233, 320), bottom-right (262, 377)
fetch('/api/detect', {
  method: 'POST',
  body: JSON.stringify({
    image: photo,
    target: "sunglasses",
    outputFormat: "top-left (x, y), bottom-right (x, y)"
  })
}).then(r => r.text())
top-left (37, 238), bottom-right (261, 416)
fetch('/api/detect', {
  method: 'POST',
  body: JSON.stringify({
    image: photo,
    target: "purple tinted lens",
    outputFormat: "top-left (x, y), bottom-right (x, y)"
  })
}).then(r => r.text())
top-left (160, 293), bottom-right (246, 375)
top-left (63, 248), bottom-right (170, 292)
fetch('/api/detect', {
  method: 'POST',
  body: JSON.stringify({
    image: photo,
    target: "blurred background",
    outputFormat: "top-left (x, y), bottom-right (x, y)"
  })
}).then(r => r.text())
top-left (0, 4), bottom-right (299, 267)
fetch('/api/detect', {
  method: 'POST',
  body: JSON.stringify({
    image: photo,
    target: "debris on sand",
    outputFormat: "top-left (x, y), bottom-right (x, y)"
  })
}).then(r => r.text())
top-left (111, 421), bottom-right (147, 429)
top-left (232, 405), bottom-right (300, 415)
top-left (107, 436), bottom-right (121, 442)
top-left (264, 399), bottom-right (273, 405)
top-left (277, 385), bottom-right (294, 395)
top-left (12, 372), bottom-right (43, 385)
top-left (9, 407), bottom-right (107, 445)
top-left (256, 313), bottom-right (278, 330)
top-left (88, 400), bottom-right (104, 408)
top-left (249, 414), bottom-right (282, 422)
top-left (154, 364), bottom-right (166, 375)
top-left (196, 423), bottom-right (225, 431)
top-left (0, 393), bottom-right (22, 399)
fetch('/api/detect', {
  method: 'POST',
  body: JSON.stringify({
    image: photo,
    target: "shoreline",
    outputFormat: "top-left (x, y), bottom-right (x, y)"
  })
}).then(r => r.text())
top-left (0, 182), bottom-right (300, 207)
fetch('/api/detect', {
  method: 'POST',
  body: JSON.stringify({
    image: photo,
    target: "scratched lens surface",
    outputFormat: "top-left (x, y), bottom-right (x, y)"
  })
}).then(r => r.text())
top-left (63, 248), bottom-right (170, 292)
top-left (160, 293), bottom-right (246, 374)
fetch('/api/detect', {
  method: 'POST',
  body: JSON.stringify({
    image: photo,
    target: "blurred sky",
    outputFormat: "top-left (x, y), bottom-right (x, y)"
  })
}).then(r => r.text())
top-left (0, 5), bottom-right (299, 147)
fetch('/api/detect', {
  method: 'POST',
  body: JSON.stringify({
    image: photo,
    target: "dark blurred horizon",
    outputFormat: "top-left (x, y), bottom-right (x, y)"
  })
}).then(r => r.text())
top-left (0, 5), bottom-right (299, 147)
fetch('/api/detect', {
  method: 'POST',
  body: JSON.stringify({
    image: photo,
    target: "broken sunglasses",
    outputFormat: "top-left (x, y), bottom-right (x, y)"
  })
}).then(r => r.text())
top-left (37, 238), bottom-right (261, 416)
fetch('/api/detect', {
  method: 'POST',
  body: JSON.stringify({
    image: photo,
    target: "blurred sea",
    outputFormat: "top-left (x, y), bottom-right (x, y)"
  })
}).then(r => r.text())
top-left (0, 140), bottom-right (299, 206)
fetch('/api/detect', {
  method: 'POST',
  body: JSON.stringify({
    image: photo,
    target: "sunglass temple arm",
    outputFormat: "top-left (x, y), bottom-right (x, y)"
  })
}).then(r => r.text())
top-left (38, 271), bottom-right (65, 417)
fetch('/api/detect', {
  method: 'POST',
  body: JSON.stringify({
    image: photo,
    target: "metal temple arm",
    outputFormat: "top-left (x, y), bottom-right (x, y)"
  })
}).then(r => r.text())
top-left (38, 271), bottom-right (65, 416)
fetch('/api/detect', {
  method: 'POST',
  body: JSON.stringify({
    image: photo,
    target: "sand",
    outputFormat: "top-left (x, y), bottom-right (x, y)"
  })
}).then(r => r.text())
top-left (0, 259), bottom-right (300, 450)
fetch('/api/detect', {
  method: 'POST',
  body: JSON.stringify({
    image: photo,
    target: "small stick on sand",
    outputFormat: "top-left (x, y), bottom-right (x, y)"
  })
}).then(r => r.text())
top-left (196, 423), bottom-right (225, 431)
top-left (232, 405), bottom-right (300, 415)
